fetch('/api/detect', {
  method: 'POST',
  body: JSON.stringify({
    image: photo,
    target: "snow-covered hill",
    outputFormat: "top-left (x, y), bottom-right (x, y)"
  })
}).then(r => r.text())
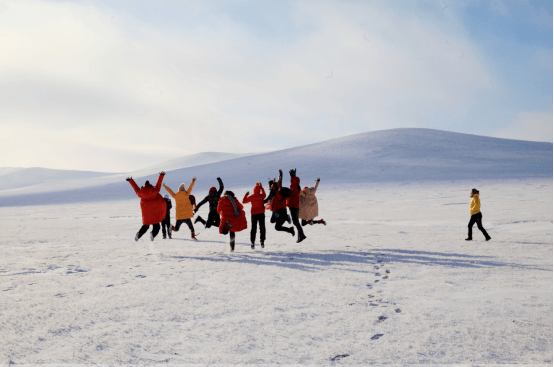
top-left (0, 128), bottom-right (551, 207)
top-left (0, 167), bottom-right (116, 191)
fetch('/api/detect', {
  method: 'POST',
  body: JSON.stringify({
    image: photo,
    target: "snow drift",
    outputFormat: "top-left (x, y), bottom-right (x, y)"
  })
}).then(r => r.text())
top-left (0, 128), bottom-right (551, 207)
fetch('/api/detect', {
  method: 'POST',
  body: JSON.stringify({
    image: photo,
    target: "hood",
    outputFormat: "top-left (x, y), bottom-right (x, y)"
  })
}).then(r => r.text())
top-left (254, 183), bottom-right (261, 195)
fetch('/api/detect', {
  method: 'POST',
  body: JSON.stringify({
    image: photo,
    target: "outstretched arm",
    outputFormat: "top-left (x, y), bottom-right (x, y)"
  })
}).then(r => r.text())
top-left (196, 195), bottom-right (209, 211)
top-left (187, 177), bottom-right (196, 194)
top-left (314, 178), bottom-right (320, 193)
top-left (128, 178), bottom-right (140, 196)
top-left (163, 184), bottom-right (176, 198)
top-left (217, 177), bottom-right (224, 195)
top-left (154, 172), bottom-right (165, 193)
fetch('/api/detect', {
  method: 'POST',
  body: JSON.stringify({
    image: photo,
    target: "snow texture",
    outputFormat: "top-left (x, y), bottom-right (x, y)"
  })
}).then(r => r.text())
top-left (0, 128), bottom-right (552, 364)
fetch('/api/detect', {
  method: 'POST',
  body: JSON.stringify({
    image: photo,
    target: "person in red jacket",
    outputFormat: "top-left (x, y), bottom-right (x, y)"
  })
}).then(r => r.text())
top-left (217, 191), bottom-right (247, 252)
top-left (264, 170), bottom-right (295, 237)
top-left (126, 172), bottom-right (167, 241)
top-left (242, 182), bottom-right (267, 249)
top-left (287, 168), bottom-right (306, 243)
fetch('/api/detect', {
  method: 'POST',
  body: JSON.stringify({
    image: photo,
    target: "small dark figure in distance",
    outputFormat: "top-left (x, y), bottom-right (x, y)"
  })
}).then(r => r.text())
top-left (162, 194), bottom-right (173, 239)
top-left (127, 172), bottom-right (167, 241)
top-left (217, 191), bottom-right (247, 252)
top-left (243, 182), bottom-right (267, 249)
top-left (299, 177), bottom-right (326, 226)
top-left (194, 177), bottom-right (224, 230)
top-left (466, 188), bottom-right (491, 241)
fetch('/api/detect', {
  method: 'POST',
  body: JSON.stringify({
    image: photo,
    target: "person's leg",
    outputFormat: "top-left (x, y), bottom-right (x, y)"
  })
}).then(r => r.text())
top-left (475, 213), bottom-right (491, 240)
top-left (260, 214), bottom-right (266, 247)
top-left (152, 223), bottom-right (161, 238)
top-left (184, 219), bottom-right (195, 233)
top-left (161, 217), bottom-right (168, 237)
top-left (195, 215), bottom-right (206, 225)
top-left (206, 211), bottom-right (218, 229)
top-left (250, 214), bottom-right (258, 245)
top-left (289, 207), bottom-right (305, 241)
top-left (275, 215), bottom-right (294, 236)
top-left (137, 225), bottom-right (149, 239)
top-left (230, 231), bottom-right (236, 251)
top-left (466, 215), bottom-right (477, 240)
top-left (173, 219), bottom-right (183, 232)
top-left (301, 219), bottom-right (309, 226)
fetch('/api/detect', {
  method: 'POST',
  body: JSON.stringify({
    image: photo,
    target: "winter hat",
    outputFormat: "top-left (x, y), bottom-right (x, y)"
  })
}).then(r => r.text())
top-left (224, 190), bottom-right (235, 197)
top-left (144, 180), bottom-right (151, 186)
top-left (209, 186), bottom-right (217, 192)
top-left (303, 186), bottom-right (309, 190)
top-left (179, 183), bottom-right (185, 191)
top-left (471, 188), bottom-right (479, 195)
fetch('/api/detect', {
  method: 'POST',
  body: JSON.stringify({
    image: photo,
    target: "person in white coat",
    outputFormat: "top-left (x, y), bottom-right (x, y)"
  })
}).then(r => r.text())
top-left (299, 177), bottom-right (326, 226)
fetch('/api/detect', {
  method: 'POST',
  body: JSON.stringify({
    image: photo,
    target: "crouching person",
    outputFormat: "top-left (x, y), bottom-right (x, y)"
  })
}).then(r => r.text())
top-left (217, 191), bottom-right (247, 252)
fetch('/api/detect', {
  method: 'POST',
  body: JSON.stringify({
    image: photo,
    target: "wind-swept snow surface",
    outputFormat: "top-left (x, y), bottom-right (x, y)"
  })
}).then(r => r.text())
top-left (0, 179), bottom-right (551, 364)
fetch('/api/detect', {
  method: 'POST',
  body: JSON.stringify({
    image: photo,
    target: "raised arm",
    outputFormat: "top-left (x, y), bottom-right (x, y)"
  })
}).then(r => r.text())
top-left (217, 177), bottom-right (224, 196)
top-left (242, 192), bottom-right (251, 204)
top-left (163, 184), bottom-right (176, 198)
top-left (187, 177), bottom-right (196, 194)
top-left (128, 178), bottom-right (140, 196)
top-left (154, 172), bottom-right (165, 193)
top-left (314, 178), bottom-right (320, 193)
top-left (196, 195), bottom-right (209, 211)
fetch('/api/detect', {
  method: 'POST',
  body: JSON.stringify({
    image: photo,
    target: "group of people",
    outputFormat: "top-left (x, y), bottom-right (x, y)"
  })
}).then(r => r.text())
top-left (126, 169), bottom-right (326, 251)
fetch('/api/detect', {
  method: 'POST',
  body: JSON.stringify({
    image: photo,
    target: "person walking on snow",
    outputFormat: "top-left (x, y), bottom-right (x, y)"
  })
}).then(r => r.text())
top-left (264, 170), bottom-right (295, 237)
top-left (161, 194), bottom-right (173, 239)
top-left (217, 191), bottom-right (247, 252)
top-left (243, 182), bottom-right (267, 249)
top-left (194, 177), bottom-right (224, 229)
top-left (127, 172), bottom-right (167, 241)
top-left (299, 177), bottom-right (326, 226)
top-left (466, 188), bottom-right (491, 241)
top-left (163, 177), bottom-right (198, 241)
top-left (286, 168), bottom-right (307, 243)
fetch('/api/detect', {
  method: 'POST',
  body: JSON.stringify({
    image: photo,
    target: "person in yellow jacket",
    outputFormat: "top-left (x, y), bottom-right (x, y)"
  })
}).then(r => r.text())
top-left (164, 177), bottom-right (198, 241)
top-left (466, 188), bottom-right (491, 241)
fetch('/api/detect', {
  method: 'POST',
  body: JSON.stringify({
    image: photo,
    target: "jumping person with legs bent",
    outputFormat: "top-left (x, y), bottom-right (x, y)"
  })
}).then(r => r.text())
top-left (194, 177), bottom-right (224, 230)
top-left (299, 177), bottom-right (326, 226)
top-left (127, 172), bottom-right (167, 241)
top-left (163, 177), bottom-right (198, 241)
top-left (218, 191), bottom-right (247, 252)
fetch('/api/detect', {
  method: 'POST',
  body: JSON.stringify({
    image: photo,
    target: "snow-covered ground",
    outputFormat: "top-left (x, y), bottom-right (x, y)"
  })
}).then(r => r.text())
top-left (1, 178), bottom-right (551, 364)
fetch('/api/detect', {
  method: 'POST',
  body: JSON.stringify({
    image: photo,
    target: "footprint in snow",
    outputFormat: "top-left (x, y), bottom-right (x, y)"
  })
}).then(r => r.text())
top-left (382, 276), bottom-right (389, 279)
top-left (331, 354), bottom-right (350, 361)
top-left (378, 316), bottom-right (387, 323)
top-left (135, 275), bottom-right (146, 278)
top-left (371, 334), bottom-right (384, 340)
top-left (396, 309), bottom-right (401, 313)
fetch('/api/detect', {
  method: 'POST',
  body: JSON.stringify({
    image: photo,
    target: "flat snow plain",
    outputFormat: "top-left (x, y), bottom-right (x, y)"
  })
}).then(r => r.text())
top-left (0, 178), bottom-right (551, 365)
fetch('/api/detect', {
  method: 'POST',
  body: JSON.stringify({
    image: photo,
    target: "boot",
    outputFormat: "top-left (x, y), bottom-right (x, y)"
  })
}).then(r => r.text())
top-left (261, 241), bottom-right (265, 249)
top-left (251, 242), bottom-right (255, 249)
top-left (465, 238), bottom-right (472, 241)
top-left (319, 219), bottom-right (327, 226)
top-left (296, 234), bottom-right (307, 243)
top-left (168, 232), bottom-right (172, 239)
top-left (191, 232), bottom-right (198, 242)
top-left (291, 227), bottom-right (295, 237)
top-left (135, 232), bottom-right (140, 241)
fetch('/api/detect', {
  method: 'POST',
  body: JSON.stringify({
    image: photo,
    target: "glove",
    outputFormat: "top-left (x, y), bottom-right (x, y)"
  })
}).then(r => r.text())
top-left (160, 171), bottom-right (165, 175)
top-left (194, 209), bottom-right (198, 213)
top-left (289, 169), bottom-right (296, 178)
top-left (279, 169), bottom-right (283, 176)
top-left (126, 177), bottom-right (132, 181)
top-left (217, 177), bottom-right (222, 181)
top-left (316, 177), bottom-right (320, 181)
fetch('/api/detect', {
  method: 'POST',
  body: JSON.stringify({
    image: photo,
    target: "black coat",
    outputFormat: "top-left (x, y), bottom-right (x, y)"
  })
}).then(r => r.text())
top-left (196, 178), bottom-right (224, 213)
top-left (164, 198), bottom-right (172, 218)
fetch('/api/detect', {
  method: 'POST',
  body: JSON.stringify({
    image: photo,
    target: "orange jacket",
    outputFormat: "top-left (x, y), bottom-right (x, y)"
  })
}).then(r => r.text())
top-left (129, 174), bottom-right (167, 225)
top-left (163, 181), bottom-right (195, 220)
top-left (242, 184), bottom-right (266, 215)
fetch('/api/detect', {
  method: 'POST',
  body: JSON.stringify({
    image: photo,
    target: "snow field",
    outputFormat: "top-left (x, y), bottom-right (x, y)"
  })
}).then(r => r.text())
top-left (0, 179), bottom-right (552, 364)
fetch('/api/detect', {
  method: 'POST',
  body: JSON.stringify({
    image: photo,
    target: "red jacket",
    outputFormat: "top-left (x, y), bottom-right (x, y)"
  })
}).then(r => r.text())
top-left (242, 184), bottom-right (266, 215)
top-left (286, 176), bottom-right (301, 208)
top-left (217, 195), bottom-right (247, 233)
top-left (270, 181), bottom-right (288, 212)
top-left (129, 174), bottom-right (167, 225)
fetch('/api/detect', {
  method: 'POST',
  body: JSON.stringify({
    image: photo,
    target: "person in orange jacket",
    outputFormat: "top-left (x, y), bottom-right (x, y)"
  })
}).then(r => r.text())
top-left (264, 170), bottom-right (295, 237)
top-left (286, 168), bottom-right (306, 243)
top-left (217, 191), bottom-right (247, 251)
top-left (466, 188), bottom-right (491, 241)
top-left (163, 177), bottom-right (198, 241)
top-left (126, 172), bottom-right (167, 241)
top-left (243, 182), bottom-right (267, 249)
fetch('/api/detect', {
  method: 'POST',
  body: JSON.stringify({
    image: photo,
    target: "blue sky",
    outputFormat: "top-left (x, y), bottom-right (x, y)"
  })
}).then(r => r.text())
top-left (0, 0), bottom-right (552, 172)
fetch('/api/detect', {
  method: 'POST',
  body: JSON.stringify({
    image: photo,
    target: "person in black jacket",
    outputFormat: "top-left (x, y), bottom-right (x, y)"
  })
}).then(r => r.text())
top-left (161, 194), bottom-right (173, 239)
top-left (194, 177), bottom-right (224, 229)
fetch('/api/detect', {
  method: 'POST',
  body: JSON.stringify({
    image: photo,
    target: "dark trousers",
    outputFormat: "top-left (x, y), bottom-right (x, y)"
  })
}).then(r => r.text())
top-left (251, 213), bottom-right (266, 244)
top-left (468, 212), bottom-right (490, 240)
top-left (174, 219), bottom-right (194, 232)
top-left (161, 215), bottom-right (171, 236)
top-left (197, 211), bottom-right (221, 228)
top-left (271, 209), bottom-right (293, 234)
top-left (138, 223), bottom-right (160, 239)
top-left (221, 226), bottom-right (236, 250)
top-left (289, 207), bottom-right (305, 238)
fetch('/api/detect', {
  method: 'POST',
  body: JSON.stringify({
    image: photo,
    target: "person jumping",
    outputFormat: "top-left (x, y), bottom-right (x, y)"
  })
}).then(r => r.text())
top-left (286, 168), bottom-right (306, 243)
top-left (218, 191), bottom-right (247, 252)
top-left (194, 177), bottom-right (224, 230)
top-left (264, 170), bottom-right (295, 238)
top-left (127, 172), bottom-right (167, 241)
top-left (299, 177), bottom-right (326, 226)
top-left (163, 177), bottom-right (198, 241)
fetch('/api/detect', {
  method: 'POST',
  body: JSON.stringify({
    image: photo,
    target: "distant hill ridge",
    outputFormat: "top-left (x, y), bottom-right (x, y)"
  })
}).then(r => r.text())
top-left (0, 128), bottom-right (551, 207)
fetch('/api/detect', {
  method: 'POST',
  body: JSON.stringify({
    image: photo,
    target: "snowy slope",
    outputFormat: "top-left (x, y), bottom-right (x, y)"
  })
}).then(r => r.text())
top-left (0, 167), bottom-right (116, 191)
top-left (0, 128), bottom-right (551, 207)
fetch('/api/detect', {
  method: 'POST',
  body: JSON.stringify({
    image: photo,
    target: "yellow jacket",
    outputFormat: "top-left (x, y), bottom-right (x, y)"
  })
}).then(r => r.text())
top-left (469, 194), bottom-right (481, 215)
top-left (164, 181), bottom-right (195, 220)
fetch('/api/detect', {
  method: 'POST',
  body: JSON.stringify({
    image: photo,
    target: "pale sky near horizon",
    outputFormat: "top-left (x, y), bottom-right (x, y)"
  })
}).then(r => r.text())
top-left (0, 0), bottom-right (552, 172)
